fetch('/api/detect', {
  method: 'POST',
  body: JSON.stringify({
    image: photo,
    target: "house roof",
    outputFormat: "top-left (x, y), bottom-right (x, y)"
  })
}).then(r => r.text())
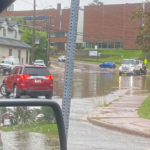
top-left (0, 37), bottom-right (31, 49)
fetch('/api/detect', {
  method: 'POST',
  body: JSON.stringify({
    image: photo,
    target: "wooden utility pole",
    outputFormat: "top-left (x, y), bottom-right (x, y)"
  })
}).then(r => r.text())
top-left (31, 0), bottom-right (36, 64)
top-left (46, 16), bottom-right (51, 66)
top-left (97, 42), bottom-right (98, 62)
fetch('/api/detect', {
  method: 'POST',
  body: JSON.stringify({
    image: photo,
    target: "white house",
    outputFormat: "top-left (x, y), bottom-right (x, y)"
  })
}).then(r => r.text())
top-left (0, 17), bottom-right (31, 64)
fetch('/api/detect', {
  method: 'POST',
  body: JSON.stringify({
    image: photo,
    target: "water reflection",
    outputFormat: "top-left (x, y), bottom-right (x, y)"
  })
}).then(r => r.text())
top-left (53, 71), bottom-right (150, 98)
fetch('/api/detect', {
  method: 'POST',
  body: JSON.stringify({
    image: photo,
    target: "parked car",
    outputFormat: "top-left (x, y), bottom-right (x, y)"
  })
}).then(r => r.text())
top-left (99, 62), bottom-right (116, 68)
top-left (58, 55), bottom-right (66, 62)
top-left (0, 56), bottom-right (19, 73)
top-left (119, 59), bottom-right (136, 76)
top-left (34, 60), bottom-right (45, 66)
top-left (0, 65), bottom-right (53, 99)
top-left (135, 60), bottom-right (144, 75)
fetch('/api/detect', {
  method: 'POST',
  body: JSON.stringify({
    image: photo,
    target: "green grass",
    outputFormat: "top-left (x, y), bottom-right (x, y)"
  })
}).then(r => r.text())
top-left (52, 49), bottom-right (147, 68)
top-left (76, 49), bottom-right (144, 63)
top-left (0, 121), bottom-right (58, 135)
top-left (138, 94), bottom-right (150, 119)
top-left (91, 117), bottom-right (100, 120)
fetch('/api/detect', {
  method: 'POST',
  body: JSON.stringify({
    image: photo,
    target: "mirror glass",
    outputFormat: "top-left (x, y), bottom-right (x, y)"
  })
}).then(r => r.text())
top-left (0, 106), bottom-right (60, 150)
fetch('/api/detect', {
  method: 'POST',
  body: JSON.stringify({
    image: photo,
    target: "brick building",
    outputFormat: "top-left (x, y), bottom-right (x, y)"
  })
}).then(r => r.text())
top-left (84, 3), bottom-right (143, 50)
top-left (1, 3), bottom-right (144, 50)
top-left (1, 5), bottom-right (84, 50)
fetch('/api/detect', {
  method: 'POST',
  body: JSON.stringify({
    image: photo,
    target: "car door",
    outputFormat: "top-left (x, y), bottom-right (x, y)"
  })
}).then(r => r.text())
top-left (6, 67), bottom-right (16, 90)
top-left (104, 62), bottom-right (107, 67)
top-left (9, 67), bottom-right (19, 90)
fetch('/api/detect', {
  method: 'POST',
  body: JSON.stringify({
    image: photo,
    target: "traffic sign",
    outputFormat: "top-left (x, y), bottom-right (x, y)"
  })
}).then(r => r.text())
top-left (144, 59), bottom-right (147, 64)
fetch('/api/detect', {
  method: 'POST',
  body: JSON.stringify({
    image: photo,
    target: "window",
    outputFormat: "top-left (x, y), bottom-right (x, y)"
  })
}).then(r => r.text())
top-left (102, 42), bottom-right (107, 48)
top-left (18, 50), bottom-right (21, 62)
top-left (26, 51), bottom-right (28, 64)
top-left (3, 28), bottom-right (6, 36)
top-left (10, 67), bottom-right (19, 75)
top-left (13, 67), bottom-right (19, 75)
top-left (115, 42), bottom-right (120, 49)
top-left (15, 31), bottom-right (17, 38)
top-left (98, 43), bottom-right (102, 48)
top-left (108, 42), bottom-right (114, 48)
top-left (19, 67), bottom-right (23, 74)
top-left (23, 68), bottom-right (50, 76)
top-left (85, 41), bottom-right (123, 49)
top-left (9, 49), bottom-right (12, 56)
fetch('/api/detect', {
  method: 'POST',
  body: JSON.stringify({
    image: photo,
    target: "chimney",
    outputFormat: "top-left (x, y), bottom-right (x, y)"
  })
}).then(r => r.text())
top-left (57, 3), bottom-right (61, 10)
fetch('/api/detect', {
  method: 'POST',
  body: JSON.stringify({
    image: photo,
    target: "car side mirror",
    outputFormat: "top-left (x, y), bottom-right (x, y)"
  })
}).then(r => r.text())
top-left (0, 99), bottom-right (67, 150)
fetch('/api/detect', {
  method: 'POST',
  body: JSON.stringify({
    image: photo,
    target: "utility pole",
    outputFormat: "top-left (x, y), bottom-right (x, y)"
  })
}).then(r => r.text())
top-left (62, 0), bottom-right (80, 140)
top-left (97, 41), bottom-right (98, 62)
top-left (31, 0), bottom-right (36, 64)
top-left (46, 16), bottom-right (51, 66)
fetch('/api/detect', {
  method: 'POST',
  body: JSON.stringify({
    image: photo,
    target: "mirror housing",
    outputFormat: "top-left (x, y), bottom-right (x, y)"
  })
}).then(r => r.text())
top-left (0, 0), bottom-right (15, 13)
top-left (0, 99), bottom-right (67, 150)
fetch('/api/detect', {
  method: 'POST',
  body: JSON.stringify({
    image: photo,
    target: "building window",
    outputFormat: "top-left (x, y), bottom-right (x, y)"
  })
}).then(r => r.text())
top-left (3, 28), bottom-right (6, 37)
top-left (102, 42), bottom-right (107, 48)
top-left (108, 42), bottom-right (114, 49)
top-left (15, 31), bottom-right (17, 38)
top-left (85, 41), bottom-right (123, 49)
top-left (26, 50), bottom-right (28, 64)
top-left (18, 50), bottom-right (21, 62)
top-left (9, 49), bottom-right (12, 56)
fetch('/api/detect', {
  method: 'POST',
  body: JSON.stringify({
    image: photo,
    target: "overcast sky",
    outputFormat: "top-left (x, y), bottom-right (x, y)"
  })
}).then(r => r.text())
top-left (13, 0), bottom-right (145, 11)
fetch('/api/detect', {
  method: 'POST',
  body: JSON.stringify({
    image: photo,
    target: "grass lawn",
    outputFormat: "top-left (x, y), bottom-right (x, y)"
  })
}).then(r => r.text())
top-left (138, 94), bottom-right (150, 119)
top-left (0, 121), bottom-right (58, 135)
top-left (77, 49), bottom-right (144, 63)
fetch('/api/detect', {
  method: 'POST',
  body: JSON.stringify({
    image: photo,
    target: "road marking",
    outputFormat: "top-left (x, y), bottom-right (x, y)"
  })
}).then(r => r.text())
top-left (8, 143), bottom-right (19, 150)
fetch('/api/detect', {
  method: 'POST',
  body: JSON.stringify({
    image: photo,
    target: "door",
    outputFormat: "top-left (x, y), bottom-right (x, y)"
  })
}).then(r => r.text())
top-left (7, 67), bottom-right (19, 90)
top-left (6, 67), bottom-right (16, 90)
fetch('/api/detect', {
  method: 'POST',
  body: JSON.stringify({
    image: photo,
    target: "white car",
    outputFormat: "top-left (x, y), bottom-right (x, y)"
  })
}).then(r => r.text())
top-left (34, 60), bottom-right (45, 66)
top-left (58, 55), bottom-right (66, 62)
top-left (119, 59), bottom-right (136, 76)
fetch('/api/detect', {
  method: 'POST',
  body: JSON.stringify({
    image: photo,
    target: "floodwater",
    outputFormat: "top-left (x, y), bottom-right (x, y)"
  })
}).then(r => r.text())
top-left (0, 62), bottom-right (150, 149)
top-left (52, 62), bottom-right (150, 99)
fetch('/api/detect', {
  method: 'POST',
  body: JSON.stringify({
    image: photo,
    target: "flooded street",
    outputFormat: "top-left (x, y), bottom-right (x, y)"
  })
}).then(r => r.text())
top-left (0, 61), bottom-right (150, 149)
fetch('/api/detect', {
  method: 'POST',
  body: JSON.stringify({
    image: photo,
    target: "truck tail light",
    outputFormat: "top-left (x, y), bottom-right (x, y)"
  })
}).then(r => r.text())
top-left (20, 74), bottom-right (31, 79)
top-left (45, 75), bottom-right (53, 80)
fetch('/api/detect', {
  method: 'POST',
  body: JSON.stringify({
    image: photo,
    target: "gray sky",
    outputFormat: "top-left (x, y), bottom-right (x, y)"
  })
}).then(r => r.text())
top-left (13, 0), bottom-right (144, 11)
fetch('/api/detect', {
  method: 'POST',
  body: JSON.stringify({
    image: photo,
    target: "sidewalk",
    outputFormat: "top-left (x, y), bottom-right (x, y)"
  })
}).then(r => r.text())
top-left (88, 93), bottom-right (150, 138)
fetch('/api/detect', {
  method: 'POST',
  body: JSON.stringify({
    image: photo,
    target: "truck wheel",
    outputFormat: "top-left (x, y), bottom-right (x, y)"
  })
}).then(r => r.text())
top-left (0, 84), bottom-right (11, 96)
top-left (13, 85), bottom-right (20, 98)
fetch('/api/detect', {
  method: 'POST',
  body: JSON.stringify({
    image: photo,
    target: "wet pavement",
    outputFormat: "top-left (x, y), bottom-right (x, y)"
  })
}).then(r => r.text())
top-left (0, 61), bottom-right (150, 149)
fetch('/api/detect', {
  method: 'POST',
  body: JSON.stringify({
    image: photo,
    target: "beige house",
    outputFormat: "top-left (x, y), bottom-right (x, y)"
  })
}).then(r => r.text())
top-left (0, 17), bottom-right (31, 64)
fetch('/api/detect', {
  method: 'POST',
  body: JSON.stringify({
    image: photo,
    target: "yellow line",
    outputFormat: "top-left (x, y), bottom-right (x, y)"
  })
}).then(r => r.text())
top-left (8, 143), bottom-right (19, 150)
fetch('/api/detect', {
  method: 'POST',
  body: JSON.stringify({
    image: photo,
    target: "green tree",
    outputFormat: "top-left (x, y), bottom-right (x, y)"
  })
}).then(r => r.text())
top-left (0, 107), bottom-right (7, 114)
top-left (7, 16), bottom-right (48, 63)
top-left (41, 107), bottom-right (55, 124)
top-left (13, 107), bottom-right (22, 125)
top-left (129, 2), bottom-right (150, 53)
top-left (13, 107), bottom-right (31, 124)
top-left (34, 108), bottom-right (41, 115)
top-left (89, 0), bottom-right (103, 6)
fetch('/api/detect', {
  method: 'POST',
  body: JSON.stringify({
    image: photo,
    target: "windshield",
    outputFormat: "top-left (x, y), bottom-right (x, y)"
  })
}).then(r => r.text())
top-left (23, 67), bottom-right (50, 76)
top-left (1, 0), bottom-right (150, 150)
top-left (1, 61), bottom-right (11, 64)
top-left (34, 60), bottom-right (44, 63)
top-left (122, 60), bottom-right (135, 65)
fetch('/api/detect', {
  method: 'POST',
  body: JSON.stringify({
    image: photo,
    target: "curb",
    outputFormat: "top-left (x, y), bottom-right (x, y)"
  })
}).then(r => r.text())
top-left (87, 116), bottom-right (150, 138)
